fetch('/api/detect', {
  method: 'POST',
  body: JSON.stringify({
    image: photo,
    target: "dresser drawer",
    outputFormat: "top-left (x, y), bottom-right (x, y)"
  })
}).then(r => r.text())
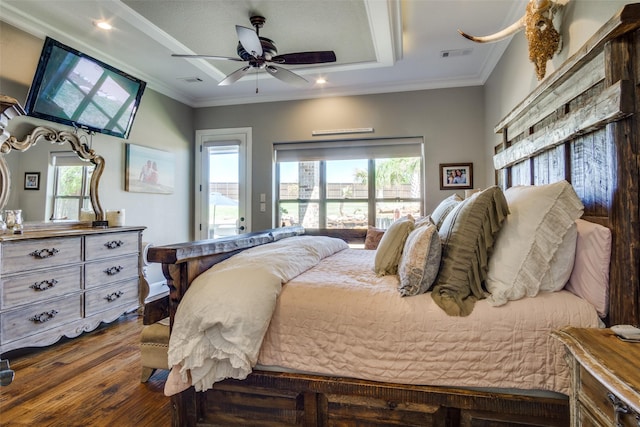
top-left (579, 365), bottom-right (640, 427)
top-left (85, 232), bottom-right (139, 260)
top-left (579, 365), bottom-right (614, 424)
top-left (1, 237), bottom-right (82, 274)
top-left (1, 266), bottom-right (82, 310)
top-left (85, 255), bottom-right (139, 289)
top-left (1, 295), bottom-right (82, 343)
top-left (85, 279), bottom-right (139, 317)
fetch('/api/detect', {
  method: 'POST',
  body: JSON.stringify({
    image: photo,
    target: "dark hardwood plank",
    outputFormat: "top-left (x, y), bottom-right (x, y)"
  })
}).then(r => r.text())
top-left (0, 313), bottom-right (170, 427)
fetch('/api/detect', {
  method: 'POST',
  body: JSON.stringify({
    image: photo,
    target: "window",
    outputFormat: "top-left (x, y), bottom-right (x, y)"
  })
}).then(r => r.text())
top-left (275, 138), bottom-right (423, 229)
top-left (50, 152), bottom-right (94, 221)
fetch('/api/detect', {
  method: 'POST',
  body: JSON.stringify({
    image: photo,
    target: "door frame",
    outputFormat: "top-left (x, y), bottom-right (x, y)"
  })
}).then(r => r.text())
top-left (194, 127), bottom-right (252, 240)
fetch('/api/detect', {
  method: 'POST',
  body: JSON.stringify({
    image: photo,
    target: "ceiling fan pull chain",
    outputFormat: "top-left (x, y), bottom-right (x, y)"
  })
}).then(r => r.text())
top-left (256, 70), bottom-right (259, 94)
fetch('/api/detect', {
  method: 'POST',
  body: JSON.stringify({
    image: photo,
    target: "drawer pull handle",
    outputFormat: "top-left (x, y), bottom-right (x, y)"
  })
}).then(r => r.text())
top-left (29, 248), bottom-right (59, 259)
top-left (104, 240), bottom-right (124, 249)
top-left (104, 266), bottom-right (124, 275)
top-left (608, 393), bottom-right (630, 427)
top-left (29, 310), bottom-right (58, 323)
top-left (104, 291), bottom-right (124, 302)
top-left (30, 279), bottom-right (58, 291)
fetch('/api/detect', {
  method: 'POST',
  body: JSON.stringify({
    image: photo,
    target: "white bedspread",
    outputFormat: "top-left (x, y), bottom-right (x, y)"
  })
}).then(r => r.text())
top-left (165, 235), bottom-right (348, 394)
top-left (257, 248), bottom-right (601, 394)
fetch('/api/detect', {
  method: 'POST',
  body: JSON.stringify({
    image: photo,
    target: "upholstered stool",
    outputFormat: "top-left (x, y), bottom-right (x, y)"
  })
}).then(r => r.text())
top-left (140, 317), bottom-right (170, 382)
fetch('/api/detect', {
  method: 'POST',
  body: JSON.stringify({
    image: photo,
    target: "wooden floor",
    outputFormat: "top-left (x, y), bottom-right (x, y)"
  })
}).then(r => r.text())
top-left (0, 312), bottom-right (171, 427)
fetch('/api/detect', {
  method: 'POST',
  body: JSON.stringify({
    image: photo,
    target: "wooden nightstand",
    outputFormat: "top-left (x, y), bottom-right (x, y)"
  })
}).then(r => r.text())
top-left (553, 327), bottom-right (640, 427)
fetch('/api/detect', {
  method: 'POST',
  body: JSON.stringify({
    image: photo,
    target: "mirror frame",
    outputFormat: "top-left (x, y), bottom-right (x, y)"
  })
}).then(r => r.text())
top-left (0, 96), bottom-right (105, 222)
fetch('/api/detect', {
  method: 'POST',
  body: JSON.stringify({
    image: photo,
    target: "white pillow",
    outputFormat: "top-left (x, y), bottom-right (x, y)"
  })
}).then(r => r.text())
top-left (539, 221), bottom-right (577, 292)
top-left (430, 193), bottom-right (463, 229)
top-left (565, 219), bottom-right (611, 317)
top-left (485, 181), bottom-right (584, 306)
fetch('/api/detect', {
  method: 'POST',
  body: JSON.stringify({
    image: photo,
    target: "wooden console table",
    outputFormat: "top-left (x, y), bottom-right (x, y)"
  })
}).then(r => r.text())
top-left (553, 327), bottom-right (640, 427)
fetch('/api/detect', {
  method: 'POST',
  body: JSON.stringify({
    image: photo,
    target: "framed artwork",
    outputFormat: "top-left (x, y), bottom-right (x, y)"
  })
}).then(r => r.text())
top-left (24, 172), bottom-right (40, 190)
top-left (439, 163), bottom-right (473, 190)
top-left (125, 144), bottom-right (175, 194)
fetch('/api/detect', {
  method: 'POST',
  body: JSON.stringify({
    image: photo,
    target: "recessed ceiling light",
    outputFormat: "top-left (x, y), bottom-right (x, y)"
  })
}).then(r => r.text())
top-left (316, 78), bottom-right (327, 85)
top-left (94, 20), bottom-right (112, 30)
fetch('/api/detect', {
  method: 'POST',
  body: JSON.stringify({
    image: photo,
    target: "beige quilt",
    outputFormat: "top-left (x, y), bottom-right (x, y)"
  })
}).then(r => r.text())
top-left (258, 248), bottom-right (600, 394)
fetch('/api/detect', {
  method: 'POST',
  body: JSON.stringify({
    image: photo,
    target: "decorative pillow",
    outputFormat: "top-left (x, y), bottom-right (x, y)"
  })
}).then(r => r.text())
top-left (538, 222), bottom-right (577, 292)
top-left (485, 181), bottom-right (584, 306)
top-left (398, 223), bottom-right (441, 296)
top-left (431, 186), bottom-right (510, 316)
top-left (364, 226), bottom-right (385, 250)
top-left (430, 193), bottom-right (463, 229)
top-left (413, 215), bottom-right (434, 229)
top-left (374, 217), bottom-right (415, 276)
top-left (565, 219), bottom-right (611, 317)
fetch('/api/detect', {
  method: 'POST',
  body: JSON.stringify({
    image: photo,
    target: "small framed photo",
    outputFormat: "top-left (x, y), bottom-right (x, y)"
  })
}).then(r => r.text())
top-left (24, 172), bottom-right (40, 190)
top-left (439, 163), bottom-right (473, 190)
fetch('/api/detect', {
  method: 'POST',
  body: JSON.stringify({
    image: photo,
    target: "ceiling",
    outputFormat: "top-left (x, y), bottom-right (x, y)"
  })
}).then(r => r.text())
top-left (0, 0), bottom-right (527, 108)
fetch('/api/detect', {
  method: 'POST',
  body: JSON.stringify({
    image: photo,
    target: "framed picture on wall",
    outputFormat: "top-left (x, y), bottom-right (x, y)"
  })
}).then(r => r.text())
top-left (24, 172), bottom-right (40, 190)
top-left (439, 163), bottom-right (473, 190)
top-left (125, 144), bottom-right (175, 194)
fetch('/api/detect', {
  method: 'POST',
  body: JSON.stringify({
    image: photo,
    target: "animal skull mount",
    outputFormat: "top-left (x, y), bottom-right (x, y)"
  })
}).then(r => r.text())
top-left (459, 0), bottom-right (568, 80)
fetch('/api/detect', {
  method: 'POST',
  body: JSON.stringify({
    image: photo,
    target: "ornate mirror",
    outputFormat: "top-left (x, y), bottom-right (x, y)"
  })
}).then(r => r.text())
top-left (0, 95), bottom-right (105, 224)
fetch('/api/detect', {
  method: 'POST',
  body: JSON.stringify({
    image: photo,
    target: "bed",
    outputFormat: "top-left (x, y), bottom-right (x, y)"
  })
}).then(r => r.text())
top-left (146, 5), bottom-right (640, 426)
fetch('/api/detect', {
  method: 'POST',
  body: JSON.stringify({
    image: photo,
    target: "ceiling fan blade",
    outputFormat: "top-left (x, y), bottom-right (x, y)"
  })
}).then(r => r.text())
top-left (172, 54), bottom-right (244, 61)
top-left (271, 51), bottom-right (337, 65)
top-left (266, 65), bottom-right (308, 86)
top-left (219, 66), bottom-right (252, 86)
top-left (236, 25), bottom-right (263, 58)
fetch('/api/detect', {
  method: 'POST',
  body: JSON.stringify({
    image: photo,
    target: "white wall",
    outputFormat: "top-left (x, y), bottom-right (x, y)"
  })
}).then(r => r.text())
top-left (0, 21), bottom-right (194, 285)
top-left (195, 87), bottom-right (487, 231)
top-left (483, 0), bottom-right (630, 184)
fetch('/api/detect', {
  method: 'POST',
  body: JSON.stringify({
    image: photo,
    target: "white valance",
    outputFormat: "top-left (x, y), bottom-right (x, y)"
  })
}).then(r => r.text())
top-left (274, 137), bottom-right (423, 162)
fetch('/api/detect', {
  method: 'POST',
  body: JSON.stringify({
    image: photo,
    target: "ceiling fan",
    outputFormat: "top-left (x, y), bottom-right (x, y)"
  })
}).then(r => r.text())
top-left (172, 15), bottom-right (336, 87)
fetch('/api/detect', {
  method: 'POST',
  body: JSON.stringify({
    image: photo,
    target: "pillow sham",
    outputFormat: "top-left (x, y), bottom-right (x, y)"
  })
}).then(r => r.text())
top-left (413, 215), bottom-right (434, 229)
top-left (364, 226), bottom-right (385, 250)
top-left (430, 193), bottom-right (463, 229)
top-left (485, 181), bottom-right (584, 306)
top-left (431, 186), bottom-right (509, 316)
top-left (538, 222), bottom-right (577, 293)
top-left (374, 216), bottom-right (414, 276)
top-left (565, 219), bottom-right (611, 317)
top-left (398, 223), bottom-right (441, 296)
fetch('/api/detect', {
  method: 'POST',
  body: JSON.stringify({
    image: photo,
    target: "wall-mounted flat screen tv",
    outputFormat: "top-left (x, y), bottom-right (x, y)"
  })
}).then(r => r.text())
top-left (25, 37), bottom-right (146, 139)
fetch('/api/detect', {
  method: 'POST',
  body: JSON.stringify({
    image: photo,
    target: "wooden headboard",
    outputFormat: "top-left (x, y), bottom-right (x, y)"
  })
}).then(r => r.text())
top-left (492, 3), bottom-right (640, 326)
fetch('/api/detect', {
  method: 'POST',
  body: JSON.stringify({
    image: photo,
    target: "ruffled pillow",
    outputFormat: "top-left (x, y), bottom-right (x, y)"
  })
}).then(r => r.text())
top-left (398, 223), bottom-right (441, 296)
top-left (539, 222), bottom-right (577, 292)
top-left (485, 181), bottom-right (584, 306)
top-left (431, 186), bottom-right (509, 316)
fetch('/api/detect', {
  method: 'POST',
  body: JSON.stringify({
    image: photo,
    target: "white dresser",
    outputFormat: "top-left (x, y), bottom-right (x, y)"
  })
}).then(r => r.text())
top-left (0, 225), bottom-right (146, 354)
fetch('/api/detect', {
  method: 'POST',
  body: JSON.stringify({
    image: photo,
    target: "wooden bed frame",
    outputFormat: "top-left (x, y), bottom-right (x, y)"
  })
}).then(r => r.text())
top-left (146, 5), bottom-right (639, 426)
